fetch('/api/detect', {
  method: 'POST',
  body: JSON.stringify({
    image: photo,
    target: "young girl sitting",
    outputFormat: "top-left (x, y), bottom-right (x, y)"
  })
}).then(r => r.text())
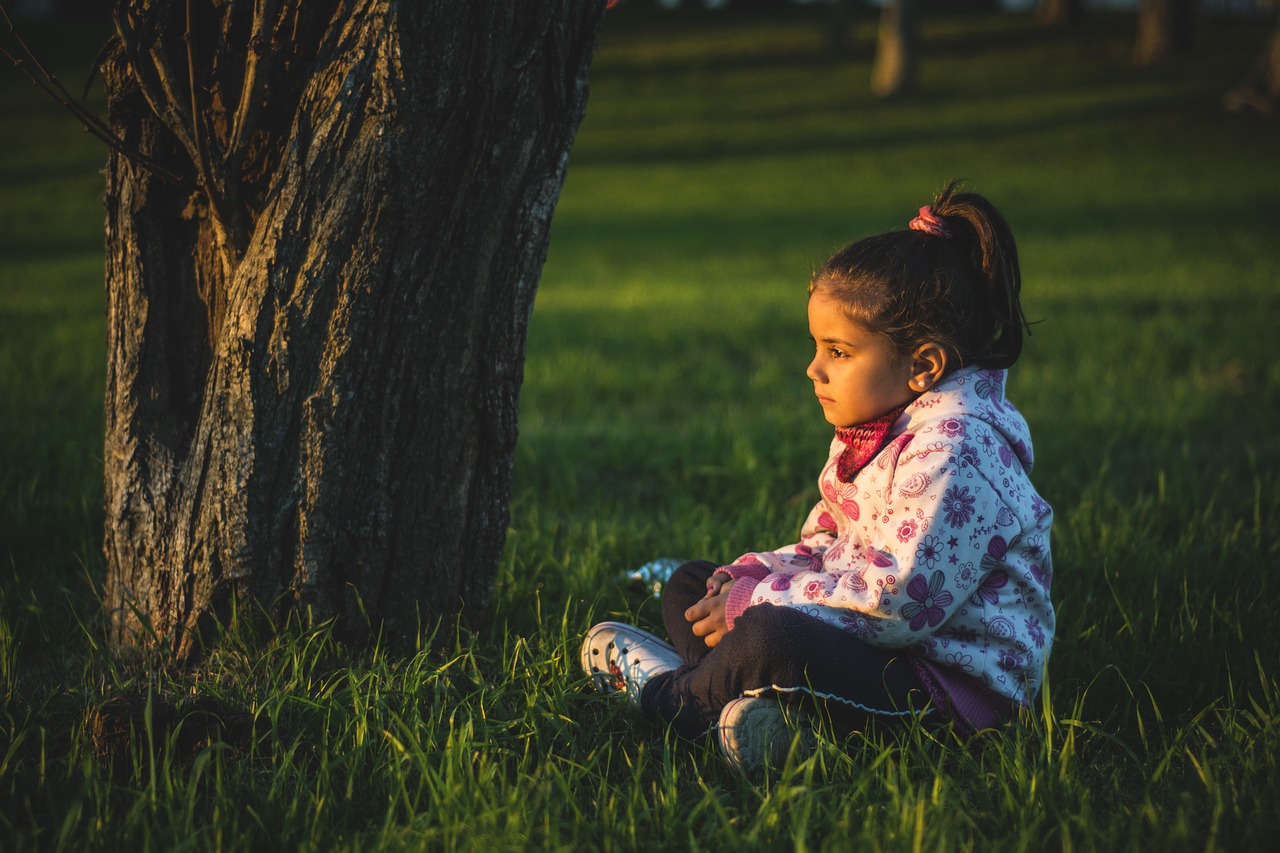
top-left (581, 181), bottom-right (1055, 772)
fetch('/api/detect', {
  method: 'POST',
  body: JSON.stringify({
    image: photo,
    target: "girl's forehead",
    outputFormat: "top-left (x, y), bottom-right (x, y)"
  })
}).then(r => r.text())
top-left (808, 290), bottom-right (843, 312)
top-left (808, 295), bottom-right (871, 337)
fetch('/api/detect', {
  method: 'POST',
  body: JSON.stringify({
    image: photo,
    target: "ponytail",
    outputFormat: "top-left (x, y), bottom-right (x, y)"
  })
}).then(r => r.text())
top-left (928, 180), bottom-right (1029, 369)
top-left (811, 179), bottom-right (1031, 372)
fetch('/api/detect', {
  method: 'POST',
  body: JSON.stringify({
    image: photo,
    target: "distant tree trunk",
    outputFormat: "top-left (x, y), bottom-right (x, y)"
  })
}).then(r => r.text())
top-left (100, 0), bottom-right (605, 660)
top-left (1038, 0), bottom-right (1085, 28)
top-left (1223, 12), bottom-right (1280, 115)
top-left (871, 0), bottom-right (919, 98)
top-left (1134, 0), bottom-right (1194, 65)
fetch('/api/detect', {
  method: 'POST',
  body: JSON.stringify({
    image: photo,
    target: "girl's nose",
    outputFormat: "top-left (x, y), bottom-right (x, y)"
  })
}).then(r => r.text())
top-left (806, 357), bottom-right (823, 382)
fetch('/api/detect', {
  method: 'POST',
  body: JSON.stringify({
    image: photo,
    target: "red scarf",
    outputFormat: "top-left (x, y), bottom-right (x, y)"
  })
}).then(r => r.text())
top-left (834, 405), bottom-right (907, 483)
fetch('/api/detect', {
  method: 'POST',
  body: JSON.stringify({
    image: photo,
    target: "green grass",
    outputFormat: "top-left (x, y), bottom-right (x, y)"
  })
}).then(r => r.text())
top-left (3, 7), bottom-right (1279, 851)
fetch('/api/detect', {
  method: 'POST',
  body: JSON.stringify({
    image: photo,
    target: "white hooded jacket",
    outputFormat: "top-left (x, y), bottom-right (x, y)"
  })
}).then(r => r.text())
top-left (718, 366), bottom-right (1055, 706)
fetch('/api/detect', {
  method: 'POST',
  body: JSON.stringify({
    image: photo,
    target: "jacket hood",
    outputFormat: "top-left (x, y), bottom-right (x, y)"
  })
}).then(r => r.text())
top-left (899, 366), bottom-right (1035, 472)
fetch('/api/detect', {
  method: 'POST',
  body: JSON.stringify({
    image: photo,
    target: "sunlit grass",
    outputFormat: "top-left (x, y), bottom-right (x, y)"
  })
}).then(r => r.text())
top-left (2, 7), bottom-right (1278, 851)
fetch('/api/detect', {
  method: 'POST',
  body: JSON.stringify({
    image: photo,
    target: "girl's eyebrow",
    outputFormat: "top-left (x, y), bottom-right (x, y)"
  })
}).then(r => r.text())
top-left (808, 331), bottom-right (858, 348)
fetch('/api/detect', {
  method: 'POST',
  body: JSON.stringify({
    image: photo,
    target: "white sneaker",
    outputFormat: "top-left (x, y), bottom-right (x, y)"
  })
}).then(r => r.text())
top-left (581, 621), bottom-right (682, 707)
top-left (716, 696), bottom-right (809, 773)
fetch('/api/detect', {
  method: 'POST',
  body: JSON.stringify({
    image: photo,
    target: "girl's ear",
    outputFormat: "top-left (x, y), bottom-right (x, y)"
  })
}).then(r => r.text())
top-left (909, 343), bottom-right (948, 393)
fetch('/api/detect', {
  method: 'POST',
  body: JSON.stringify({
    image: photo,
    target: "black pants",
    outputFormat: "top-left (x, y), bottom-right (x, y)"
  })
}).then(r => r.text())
top-left (641, 561), bottom-right (933, 740)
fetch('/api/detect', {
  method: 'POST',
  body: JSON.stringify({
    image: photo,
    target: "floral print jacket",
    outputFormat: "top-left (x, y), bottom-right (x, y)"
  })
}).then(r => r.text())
top-left (717, 366), bottom-right (1055, 706)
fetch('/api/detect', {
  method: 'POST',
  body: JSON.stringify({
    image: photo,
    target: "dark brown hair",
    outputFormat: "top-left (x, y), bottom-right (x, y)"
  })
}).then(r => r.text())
top-left (810, 180), bottom-right (1030, 371)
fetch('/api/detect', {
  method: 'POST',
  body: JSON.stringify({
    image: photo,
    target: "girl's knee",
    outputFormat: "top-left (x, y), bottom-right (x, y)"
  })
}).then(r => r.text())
top-left (734, 603), bottom-right (811, 638)
top-left (725, 605), bottom-right (816, 681)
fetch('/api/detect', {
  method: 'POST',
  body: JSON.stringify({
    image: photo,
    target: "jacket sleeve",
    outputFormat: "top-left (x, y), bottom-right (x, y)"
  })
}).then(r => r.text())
top-left (715, 500), bottom-right (839, 629)
top-left (728, 444), bottom-right (1025, 649)
top-left (721, 500), bottom-right (839, 574)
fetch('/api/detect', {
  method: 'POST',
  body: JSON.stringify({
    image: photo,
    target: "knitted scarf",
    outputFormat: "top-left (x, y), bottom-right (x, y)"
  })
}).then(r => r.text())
top-left (834, 404), bottom-right (907, 483)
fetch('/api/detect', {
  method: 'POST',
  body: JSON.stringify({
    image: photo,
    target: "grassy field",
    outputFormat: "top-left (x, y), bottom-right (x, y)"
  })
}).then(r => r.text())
top-left (2, 7), bottom-right (1278, 851)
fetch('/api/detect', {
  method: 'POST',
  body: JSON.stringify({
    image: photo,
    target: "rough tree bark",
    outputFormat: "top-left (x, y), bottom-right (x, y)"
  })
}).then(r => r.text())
top-left (1134, 0), bottom-right (1194, 65)
top-left (870, 0), bottom-right (919, 99)
top-left (100, 0), bottom-right (606, 660)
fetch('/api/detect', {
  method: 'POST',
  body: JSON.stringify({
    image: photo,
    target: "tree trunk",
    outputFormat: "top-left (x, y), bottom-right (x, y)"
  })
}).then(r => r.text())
top-left (100, 0), bottom-right (605, 660)
top-left (1223, 12), bottom-right (1280, 116)
top-left (1134, 0), bottom-right (1194, 65)
top-left (871, 0), bottom-right (919, 99)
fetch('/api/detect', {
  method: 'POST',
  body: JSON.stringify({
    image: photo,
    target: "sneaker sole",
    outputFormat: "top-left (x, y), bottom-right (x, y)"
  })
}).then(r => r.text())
top-left (718, 697), bottom-right (802, 774)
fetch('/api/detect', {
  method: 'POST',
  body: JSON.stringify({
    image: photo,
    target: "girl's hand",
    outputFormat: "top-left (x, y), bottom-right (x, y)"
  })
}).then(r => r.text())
top-left (685, 579), bottom-right (736, 648)
top-left (704, 571), bottom-right (733, 599)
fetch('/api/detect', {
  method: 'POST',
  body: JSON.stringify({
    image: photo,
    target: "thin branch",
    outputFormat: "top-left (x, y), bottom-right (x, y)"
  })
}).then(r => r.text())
top-left (227, 0), bottom-right (277, 165)
top-left (0, 0), bottom-right (193, 189)
top-left (182, 0), bottom-right (243, 259)
top-left (81, 35), bottom-right (114, 101)
top-left (110, 3), bottom-right (244, 261)
top-left (111, 4), bottom-right (200, 160)
top-left (146, 36), bottom-right (199, 154)
top-left (185, 0), bottom-right (210, 178)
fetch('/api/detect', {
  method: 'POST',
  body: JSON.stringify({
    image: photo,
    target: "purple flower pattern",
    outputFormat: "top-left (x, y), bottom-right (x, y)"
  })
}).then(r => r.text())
top-left (970, 567), bottom-right (1009, 607)
top-left (941, 485), bottom-right (976, 528)
top-left (1025, 616), bottom-right (1045, 648)
top-left (1030, 556), bottom-right (1053, 591)
top-left (900, 571), bottom-right (954, 631)
top-left (839, 612), bottom-right (884, 639)
top-left (915, 535), bottom-right (943, 569)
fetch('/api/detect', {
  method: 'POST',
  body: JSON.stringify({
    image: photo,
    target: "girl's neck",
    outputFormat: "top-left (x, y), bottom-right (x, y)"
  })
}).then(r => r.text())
top-left (834, 404), bottom-right (907, 483)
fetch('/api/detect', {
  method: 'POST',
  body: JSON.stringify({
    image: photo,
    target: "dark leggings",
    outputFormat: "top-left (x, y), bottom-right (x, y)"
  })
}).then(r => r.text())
top-left (641, 561), bottom-right (933, 740)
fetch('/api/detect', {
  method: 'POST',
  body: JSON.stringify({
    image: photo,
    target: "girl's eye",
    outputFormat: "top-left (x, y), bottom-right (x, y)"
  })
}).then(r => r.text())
top-left (829, 348), bottom-right (847, 359)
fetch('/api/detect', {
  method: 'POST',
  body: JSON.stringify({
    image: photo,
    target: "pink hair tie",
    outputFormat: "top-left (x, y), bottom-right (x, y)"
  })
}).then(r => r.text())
top-left (909, 205), bottom-right (951, 239)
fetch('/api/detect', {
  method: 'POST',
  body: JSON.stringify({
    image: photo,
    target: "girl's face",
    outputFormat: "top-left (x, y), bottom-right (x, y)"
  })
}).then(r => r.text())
top-left (806, 291), bottom-right (917, 428)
